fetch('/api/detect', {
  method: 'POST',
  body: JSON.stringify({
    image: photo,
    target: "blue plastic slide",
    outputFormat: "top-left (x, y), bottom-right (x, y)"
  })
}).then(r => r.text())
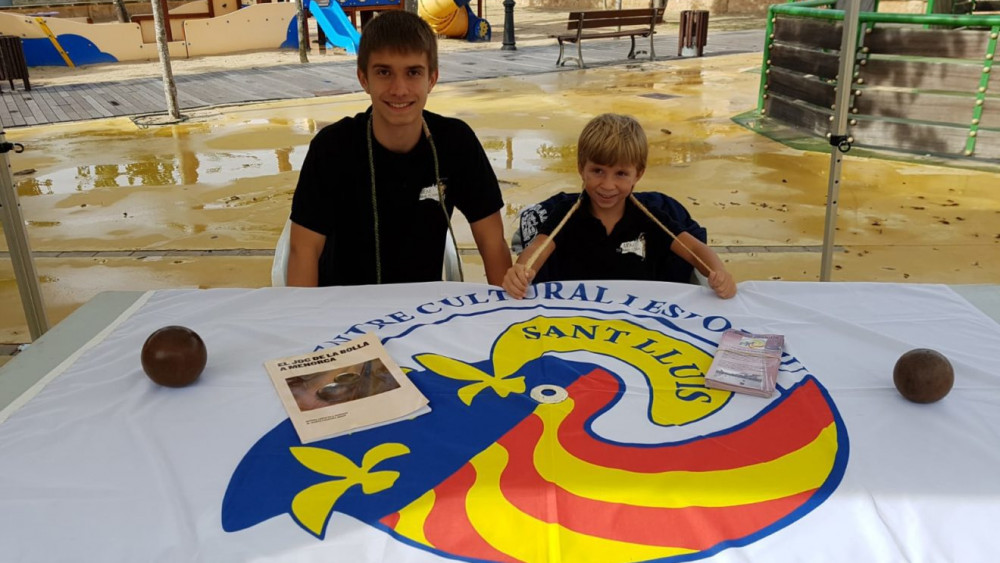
top-left (305, 0), bottom-right (361, 55)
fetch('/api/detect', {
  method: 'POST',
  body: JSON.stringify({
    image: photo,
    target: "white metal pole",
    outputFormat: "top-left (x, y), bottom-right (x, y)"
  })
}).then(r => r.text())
top-left (820, 0), bottom-right (862, 281)
top-left (0, 126), bottom-right (49, 339)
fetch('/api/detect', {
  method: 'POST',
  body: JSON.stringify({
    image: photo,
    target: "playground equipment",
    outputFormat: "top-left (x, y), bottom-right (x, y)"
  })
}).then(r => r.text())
top-left (419, 0), bottom-right (491, 41)
top-left (303, 0), bottom-right (490, 59)
top-left (0, 0), bottom-right (300, 66)
top-left (306, 0), bottom-right (362, 55)
top-left (754, 0), bottom-right (1000, 160)
top-left (0, 0), bottom-right (487, 68)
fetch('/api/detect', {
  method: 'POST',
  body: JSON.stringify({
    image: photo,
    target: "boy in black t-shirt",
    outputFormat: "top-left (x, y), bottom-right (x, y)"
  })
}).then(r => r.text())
top-left (288, 11), bottom-right (511, 287)
top-left (502, 114), bottom-right (736, 299)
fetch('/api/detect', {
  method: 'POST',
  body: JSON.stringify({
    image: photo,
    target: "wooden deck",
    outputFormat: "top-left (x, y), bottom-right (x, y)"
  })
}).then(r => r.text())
top-left (0, 30), bottom-right (763, 128)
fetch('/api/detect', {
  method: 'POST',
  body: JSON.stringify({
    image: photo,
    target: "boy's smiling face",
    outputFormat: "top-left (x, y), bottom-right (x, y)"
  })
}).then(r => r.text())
top-left (580, 160), bottom-right (645, 216)
top-left (358, 49), bottom-right (438, 135)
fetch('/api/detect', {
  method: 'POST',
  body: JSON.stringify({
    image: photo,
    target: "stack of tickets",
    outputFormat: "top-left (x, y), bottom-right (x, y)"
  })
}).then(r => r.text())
top-left (705, 329), bottom-right (785, 398)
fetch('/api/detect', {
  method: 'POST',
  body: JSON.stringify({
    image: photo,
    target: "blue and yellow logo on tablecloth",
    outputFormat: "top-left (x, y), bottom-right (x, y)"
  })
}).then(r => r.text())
top-left (222, 293), bottom-right (848, 562)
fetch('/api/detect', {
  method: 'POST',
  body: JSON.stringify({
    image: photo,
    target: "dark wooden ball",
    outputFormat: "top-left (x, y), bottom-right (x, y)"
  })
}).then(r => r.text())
top-left (893, 348), bottom-right (954, 404)
top-left (141, 326), bottom-right (207, 388)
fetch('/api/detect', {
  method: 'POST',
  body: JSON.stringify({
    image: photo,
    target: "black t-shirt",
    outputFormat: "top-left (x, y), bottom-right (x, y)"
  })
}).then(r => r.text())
top-left (535, 192), bottom-right (706, 284)
top-left (291, 109), bottom-right (502, 286)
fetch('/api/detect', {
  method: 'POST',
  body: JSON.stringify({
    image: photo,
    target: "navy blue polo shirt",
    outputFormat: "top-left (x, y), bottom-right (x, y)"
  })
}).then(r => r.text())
top-left (533, 192), bottom-right (707, 284)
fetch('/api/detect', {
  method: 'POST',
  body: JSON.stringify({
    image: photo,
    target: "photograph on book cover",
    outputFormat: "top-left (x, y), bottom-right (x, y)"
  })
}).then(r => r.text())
top-left (287, 359), bottom-right (400, 412)
top-left (265, 333), bottom-right (429, 443)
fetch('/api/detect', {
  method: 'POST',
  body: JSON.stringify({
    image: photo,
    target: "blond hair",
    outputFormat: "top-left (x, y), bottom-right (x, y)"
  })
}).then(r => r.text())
top-left (576, 114), bottom-right (648, 173)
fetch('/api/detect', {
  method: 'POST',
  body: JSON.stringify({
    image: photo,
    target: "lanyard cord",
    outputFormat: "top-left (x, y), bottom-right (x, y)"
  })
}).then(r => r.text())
top-left (366, 117), bottom-right (382, 283)
top-left (423, 120), bottom-right (465, 282)
top-left (366, 115), bottom-right (463, 284)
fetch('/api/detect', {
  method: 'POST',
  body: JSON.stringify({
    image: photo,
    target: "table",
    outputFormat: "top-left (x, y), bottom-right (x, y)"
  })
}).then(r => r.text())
top-left (4, 285), bottom-right (998, 405)
top-left (1, 281), bottom-right (999, 562)
top-left (0, 291), bottom-right (144, 414)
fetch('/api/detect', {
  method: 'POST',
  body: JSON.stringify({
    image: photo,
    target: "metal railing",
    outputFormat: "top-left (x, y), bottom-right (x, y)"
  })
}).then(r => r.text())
top-left (757, 0), bottom-right (1000, 159)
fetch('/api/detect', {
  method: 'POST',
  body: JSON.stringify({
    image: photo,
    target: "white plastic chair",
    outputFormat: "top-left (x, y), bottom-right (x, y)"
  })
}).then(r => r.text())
top-left (442, 229), bottom-right (463, 283)
top-left (271, 220), bottom-right (463, 286)
top-left (271, 219), bottom-right (294, 287)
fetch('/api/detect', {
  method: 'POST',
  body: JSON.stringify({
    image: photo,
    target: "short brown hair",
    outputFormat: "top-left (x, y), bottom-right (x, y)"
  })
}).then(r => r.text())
top-left (577, 114), bottom-right (648, 172)
top-left (358, 11), bottom-right (438, 75)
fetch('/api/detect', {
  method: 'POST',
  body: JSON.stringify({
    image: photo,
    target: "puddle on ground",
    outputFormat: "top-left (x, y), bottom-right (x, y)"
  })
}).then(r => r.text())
top-left (15, 119), bottom-right (317, 196)
top-left (4, 54), bottom-right (997, 254)
top-left (1, 53), bottom-right (998, 342)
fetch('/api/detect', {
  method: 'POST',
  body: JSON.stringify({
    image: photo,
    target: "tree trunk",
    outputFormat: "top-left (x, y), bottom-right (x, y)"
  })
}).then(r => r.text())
top-left (150, 0), bottom-right (182, 120)
top-left (113, 0), bottom-right (130, 23)
top-left (296, 0), bottom-right (309, 63)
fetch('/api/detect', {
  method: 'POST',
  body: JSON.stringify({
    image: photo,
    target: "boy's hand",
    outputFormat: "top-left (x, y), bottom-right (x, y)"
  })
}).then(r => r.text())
top-left (502, 264), bottom-right (535, 300)
top-left (708, 270), bottom-right (737, 299)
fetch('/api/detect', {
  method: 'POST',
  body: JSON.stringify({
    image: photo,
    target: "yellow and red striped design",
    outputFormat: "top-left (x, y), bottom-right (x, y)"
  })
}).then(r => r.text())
top-left (382, 368), bottom-right (840, 562)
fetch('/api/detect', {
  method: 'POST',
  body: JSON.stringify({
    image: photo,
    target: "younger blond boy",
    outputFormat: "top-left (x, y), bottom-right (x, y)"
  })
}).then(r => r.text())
top-left (503, 113), bottom-right (736, 299)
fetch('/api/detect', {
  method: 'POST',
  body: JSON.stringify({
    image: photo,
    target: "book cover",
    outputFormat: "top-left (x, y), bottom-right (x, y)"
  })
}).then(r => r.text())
top-left (264, 333), bottom-right (430, 443)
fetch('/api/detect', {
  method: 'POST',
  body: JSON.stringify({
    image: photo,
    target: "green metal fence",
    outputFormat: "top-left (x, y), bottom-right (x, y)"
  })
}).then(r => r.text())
top-left (757, 0), bottom-right (1000, 159)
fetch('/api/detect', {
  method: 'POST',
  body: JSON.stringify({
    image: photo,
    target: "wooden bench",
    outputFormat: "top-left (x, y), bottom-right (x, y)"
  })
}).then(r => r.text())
top-left (0, 35), bottom-right (30, 92)
top-left (553, 7), bottom-right (664, 69)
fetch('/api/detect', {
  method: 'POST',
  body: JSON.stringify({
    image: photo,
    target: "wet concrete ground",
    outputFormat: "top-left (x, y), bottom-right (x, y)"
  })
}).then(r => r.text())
top-left (2, 52), bottom-right (999, 346)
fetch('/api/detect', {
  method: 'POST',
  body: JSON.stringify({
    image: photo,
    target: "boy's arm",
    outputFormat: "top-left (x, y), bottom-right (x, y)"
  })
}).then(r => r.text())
top-left (502, 234), bottom-right (556, 299)
top-left (469, 211), bottom-right (513, 286)
top-left (287, 222), bottom-right (326, 287)
top-left (670, 232), bottom-right (737, 299)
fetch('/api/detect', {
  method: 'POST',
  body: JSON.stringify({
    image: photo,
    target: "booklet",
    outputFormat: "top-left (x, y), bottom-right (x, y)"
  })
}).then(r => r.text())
top-left (704, 329), bottom-right (785, 398)
top-left (264, 333), bottom-right (430, 444)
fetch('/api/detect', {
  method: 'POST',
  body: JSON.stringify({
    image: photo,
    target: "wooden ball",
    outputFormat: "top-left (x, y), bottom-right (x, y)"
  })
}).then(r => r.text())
top-left (893, 348), bottom-right (953, 404)
top-left (141, 326), bottom-right (207, 388)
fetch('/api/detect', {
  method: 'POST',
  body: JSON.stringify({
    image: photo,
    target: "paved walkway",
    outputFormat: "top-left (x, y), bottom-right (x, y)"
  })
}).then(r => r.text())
top-left (0, 30), bottom-right (763, 128)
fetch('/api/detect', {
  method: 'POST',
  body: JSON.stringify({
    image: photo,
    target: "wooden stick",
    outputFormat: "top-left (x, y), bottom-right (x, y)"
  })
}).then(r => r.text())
top-left (523, 196), bottom-right (583, 271)
top-left (629, 193), bottom-right (715, 275)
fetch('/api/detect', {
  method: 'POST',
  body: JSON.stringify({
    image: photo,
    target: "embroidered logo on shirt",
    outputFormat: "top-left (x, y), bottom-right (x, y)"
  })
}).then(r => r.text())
top-left (419, 184), bottom-right (443, 202)
top-left (618, 233), bottom-right (646, 260)
top-left (516, 205), bottom-right (549, 251)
